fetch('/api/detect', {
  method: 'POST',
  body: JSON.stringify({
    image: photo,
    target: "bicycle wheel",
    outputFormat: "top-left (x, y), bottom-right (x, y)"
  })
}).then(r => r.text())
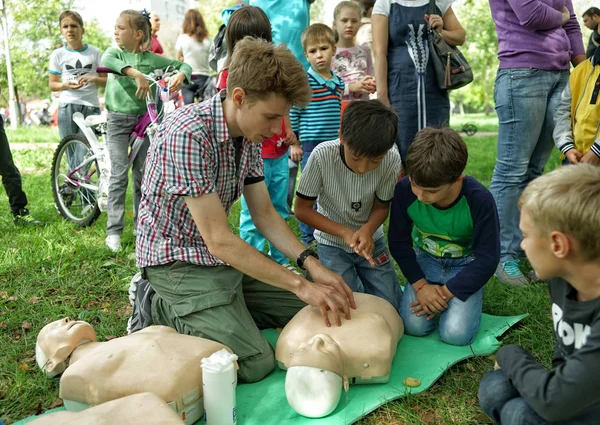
top-left (51, 134), bottom-right (101, 227)
top-left (463, 123), bottom-right (477, 137)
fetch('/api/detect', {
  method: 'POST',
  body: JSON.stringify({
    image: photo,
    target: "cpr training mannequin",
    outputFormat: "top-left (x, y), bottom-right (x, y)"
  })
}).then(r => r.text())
top-left (35, 319), bottom-right (235, 425)
top-left (27, 392), bottom-right (185, 425)
top-left (276, 293), bottom-right (404, 418)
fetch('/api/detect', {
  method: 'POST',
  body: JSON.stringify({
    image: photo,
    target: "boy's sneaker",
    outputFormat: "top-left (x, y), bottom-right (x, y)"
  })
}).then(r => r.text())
top-left (126, 272), bottom-right (155, 334)
top-left (495, 260), bottom-right (530, 286)
top-left (105, 235), bottom-right (122, 252)
top-left (13, 208), bottom-right (41, 226)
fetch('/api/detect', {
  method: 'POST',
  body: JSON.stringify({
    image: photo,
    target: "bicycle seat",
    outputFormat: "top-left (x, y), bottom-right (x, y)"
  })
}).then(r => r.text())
top-left (85, 114), bottom-right (107, 127)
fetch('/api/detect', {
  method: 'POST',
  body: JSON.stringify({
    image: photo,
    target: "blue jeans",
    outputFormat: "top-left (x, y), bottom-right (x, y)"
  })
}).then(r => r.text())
top-left (317, 237), bottom-right (403, 311)
top-left (489, 68), bottom-right (569, 262)
top-left (479, 370), bottom-right (599, 424)
top-left (239, 154), bottom-right (290, 265)
top-left (298, 148), bottom-right (317, 245)
top-left (399, 249), bottom-right (483, 346)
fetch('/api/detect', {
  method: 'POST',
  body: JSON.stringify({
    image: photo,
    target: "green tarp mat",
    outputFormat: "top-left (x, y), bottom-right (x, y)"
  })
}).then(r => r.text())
top-left (14, 313), bottom-right (525, 425)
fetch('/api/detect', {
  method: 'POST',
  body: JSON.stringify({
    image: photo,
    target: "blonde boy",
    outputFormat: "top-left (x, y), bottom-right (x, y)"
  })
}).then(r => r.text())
top-left (290, 24), bottom-right (345, 245)
top-left (479, 164), bottom-right (600, 424)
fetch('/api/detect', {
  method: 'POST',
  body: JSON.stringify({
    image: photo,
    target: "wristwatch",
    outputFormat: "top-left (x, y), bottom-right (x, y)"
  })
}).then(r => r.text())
top-left (296, 249), bottom-right (319, 270)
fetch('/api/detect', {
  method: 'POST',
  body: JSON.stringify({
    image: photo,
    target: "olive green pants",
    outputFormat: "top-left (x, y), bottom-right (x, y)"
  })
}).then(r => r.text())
top-left (146, 261), bottom-right (305, 383)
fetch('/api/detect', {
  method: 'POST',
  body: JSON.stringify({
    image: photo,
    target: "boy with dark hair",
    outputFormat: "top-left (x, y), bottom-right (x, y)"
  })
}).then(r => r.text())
top-left (291, 23), bottom-right (345, 246)
top-left (294, 100), bottom-right (403, 310)
top-left (479, 164), bottom-right (600, 424)
top-left (388, 127), bottom-right (499, 346)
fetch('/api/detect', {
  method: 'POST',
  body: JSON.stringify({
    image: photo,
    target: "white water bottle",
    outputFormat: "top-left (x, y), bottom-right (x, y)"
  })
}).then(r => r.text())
top-left (201, 349), bottom-right (238, 425)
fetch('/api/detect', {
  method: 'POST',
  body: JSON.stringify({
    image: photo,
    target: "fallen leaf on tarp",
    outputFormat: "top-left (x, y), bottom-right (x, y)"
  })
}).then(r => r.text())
top-left (403, 377), bottom-right (421, 387)
top-left (21, 321), bottom-right (33, 330)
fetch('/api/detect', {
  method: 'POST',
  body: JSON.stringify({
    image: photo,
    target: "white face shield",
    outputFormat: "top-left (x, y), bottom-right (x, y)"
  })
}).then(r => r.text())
top-left (285, 366), bottom-right (343, 418)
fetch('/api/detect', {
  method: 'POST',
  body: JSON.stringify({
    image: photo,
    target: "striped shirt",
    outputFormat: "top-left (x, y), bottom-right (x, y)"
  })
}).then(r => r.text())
top-left (296, 139), bottom-right (402, 252)
top-left (136, 91), bottom-right (264, 268)
top-left (290, 67), bottom-right (344, 150)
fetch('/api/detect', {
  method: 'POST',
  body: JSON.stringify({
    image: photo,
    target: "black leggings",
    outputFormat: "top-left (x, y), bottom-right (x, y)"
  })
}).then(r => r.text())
top-left (0, 116), bottom-right (27, 214)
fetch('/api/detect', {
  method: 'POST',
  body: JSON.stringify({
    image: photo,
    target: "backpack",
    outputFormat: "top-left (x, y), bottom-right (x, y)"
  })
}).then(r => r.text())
top-left (209, 24), bottom-right (227, 73)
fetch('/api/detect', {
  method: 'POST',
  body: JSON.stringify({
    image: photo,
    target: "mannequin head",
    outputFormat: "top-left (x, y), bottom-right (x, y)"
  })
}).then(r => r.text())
top-left (36, 318), bottom-right (97, 377)
top-left (284, 334), bottom-right (347, 418)
top-left (285, 366), bottom-right (342, 418)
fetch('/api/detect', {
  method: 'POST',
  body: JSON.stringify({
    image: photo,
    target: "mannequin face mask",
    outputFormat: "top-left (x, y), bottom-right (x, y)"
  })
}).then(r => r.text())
top-left (36, 318), bottom-right (97, 376)
top-left (285, 334), bottom-right (347, 418)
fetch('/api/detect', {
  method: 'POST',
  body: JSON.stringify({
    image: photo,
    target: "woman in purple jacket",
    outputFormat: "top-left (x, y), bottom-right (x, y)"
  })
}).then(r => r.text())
top-left (489, 0), bottom-right (585, 286)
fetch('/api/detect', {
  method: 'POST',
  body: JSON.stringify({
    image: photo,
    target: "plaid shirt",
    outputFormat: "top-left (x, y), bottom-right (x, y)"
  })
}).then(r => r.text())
top-left (136, 91), bottom-right (264, 268)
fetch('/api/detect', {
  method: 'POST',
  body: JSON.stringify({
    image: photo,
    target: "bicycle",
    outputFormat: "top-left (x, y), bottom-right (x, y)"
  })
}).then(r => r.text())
top-left (461, 122), bottom-right (478, 136)
top-left (51, 67), bottom-right (180, 226)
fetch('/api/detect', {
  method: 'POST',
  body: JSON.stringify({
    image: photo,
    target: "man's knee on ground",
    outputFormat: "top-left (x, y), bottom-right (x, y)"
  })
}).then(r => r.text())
top-left (237, 349), bottom-right (276, 383)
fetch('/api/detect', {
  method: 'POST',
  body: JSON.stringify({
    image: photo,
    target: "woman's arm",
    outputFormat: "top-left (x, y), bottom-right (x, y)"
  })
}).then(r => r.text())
top-left (371, 14), bottom-right (389, 106)
top-left (427, 7), bottom-right (466, 47)
top-left (177, 50), bottom-right (184, 62)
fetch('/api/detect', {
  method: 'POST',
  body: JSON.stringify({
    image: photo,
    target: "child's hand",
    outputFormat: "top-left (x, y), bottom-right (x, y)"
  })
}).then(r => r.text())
top-left (64, 80), bottom-right (83, 90)
top-left (350, 228), bottom-right (375, 267)
top-left (133, 72), bottom-right (150, 99)
top-left (565, 149), bottom-right (583, 164)
top-left (77, 75), bottom-right (97, 86)
top-left (410, 281), bottom-right (448, 319)
top-left (581, 150), bottom-right (600, 166)
top-left (290, 144), bottom-right (303, 162)
top-left (168, 73), bottom-right (185, 93)
top-left (284, 129), bottom-right (298, 146)
top-left (349, 76), bottom-right (376, 94)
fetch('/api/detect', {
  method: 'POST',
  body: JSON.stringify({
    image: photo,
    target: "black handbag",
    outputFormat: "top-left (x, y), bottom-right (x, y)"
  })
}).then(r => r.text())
top-left (427, 0), bottom-right (473, 90)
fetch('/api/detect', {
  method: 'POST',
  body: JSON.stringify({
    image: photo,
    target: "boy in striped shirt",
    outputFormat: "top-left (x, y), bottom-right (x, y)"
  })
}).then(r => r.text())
top-left (294, 100), bottom-right (403, 311)
top-left (291, 23), bottom-right (345, 245)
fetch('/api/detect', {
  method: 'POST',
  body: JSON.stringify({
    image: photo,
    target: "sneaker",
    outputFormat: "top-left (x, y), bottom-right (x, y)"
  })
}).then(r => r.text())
top-left (105, 235), bottom-right (122, 252)
top-left (495, 260), bottom-right (530, 286)
top-left (13, 208), bottom-right (41, 226)
top-left (126, 272), bottom-right (155, 334)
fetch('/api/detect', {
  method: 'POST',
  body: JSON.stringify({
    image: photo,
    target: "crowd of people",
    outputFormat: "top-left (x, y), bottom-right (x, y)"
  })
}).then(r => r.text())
top-left (2, 0), bottom-right (600, 424)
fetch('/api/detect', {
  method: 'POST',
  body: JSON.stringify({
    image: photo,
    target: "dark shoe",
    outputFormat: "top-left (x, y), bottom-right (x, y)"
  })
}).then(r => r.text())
top-left (13, 208), bottom-right (41, 226)
top-left (127, 272), bottom-right (155, 334)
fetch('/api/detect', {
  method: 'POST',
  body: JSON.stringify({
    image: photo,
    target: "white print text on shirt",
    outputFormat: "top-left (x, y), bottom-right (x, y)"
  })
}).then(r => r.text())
top-left (552, 304), bottom-right (592, 350)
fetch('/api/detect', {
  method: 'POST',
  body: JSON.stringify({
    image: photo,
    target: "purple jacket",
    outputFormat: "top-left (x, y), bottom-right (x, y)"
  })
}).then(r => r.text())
top-left (489, 0), bottom-right (584, 70)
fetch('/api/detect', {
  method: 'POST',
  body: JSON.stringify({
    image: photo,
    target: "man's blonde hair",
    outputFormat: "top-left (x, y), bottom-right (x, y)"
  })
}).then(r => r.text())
top-left (518, 164), bottom-right (600, 261)
top-left (227, 37), bottom-right (311, 108)
top-left (301, 24), bottom-right (336, 52)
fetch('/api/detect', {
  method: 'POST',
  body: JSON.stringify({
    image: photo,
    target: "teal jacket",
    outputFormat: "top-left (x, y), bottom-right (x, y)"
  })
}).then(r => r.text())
top-left (102, 48), bottom-right (192, 114)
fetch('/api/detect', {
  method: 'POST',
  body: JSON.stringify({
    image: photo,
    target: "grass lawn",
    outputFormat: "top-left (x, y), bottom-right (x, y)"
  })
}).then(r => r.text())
top-left (0, 120), bottom-right (561, 424)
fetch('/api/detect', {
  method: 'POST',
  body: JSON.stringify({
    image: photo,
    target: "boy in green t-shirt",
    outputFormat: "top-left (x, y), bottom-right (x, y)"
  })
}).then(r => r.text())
top-left (388, 127), bottom-right (500, 346)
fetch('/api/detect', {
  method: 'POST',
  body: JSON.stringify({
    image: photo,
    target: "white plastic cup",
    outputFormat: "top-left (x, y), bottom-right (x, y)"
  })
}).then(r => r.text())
top-left (202, 353), bottom-right (237, 425)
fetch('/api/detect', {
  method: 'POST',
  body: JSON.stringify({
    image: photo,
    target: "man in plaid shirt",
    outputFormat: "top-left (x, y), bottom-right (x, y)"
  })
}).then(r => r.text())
top-left (133, 38), bottom-right (356, 383)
